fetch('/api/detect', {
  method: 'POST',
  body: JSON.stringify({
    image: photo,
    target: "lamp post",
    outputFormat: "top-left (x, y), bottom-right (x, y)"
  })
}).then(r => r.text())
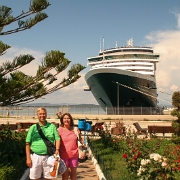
top-left (116, 82), bottom-right (119, 115)
top-left (41, 97), bottom-right (46, 107)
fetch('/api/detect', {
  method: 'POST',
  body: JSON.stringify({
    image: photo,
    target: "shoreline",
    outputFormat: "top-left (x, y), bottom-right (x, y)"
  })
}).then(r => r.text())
top-left (0, 115), bottom-right (176, 128)
top-left (0, 114), bottom-right (177, 122)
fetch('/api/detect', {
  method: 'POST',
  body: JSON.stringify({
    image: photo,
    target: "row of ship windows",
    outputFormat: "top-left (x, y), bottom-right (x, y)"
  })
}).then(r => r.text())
top-left (92, 64), bottom-right (154, 68)
top-left (99, 49), bottom-right (153, 55)
top-left (89, 56), bottom-right (159, 62)
top-left (92, 65), bottom-right (154, 73)
top-left (90, 61), bottom-right (154, 66)
top-left (89, 61), bottom-right (156, 66)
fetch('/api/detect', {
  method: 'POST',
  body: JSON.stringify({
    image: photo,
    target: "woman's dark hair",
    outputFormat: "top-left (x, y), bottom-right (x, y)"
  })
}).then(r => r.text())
top-left (60, 113), bottom-right (74, 127)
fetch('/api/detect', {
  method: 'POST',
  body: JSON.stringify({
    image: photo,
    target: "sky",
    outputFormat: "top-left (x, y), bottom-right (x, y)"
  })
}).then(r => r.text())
top-left (1, 0), bottom-right (180, 106)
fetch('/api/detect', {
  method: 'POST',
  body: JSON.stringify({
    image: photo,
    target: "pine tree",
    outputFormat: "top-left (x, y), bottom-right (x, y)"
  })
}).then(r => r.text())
top-left (0, 0), bottom-right (85, 106)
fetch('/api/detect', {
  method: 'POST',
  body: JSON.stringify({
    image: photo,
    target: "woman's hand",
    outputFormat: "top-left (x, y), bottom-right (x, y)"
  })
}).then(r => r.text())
top-left (54, 153), bottom-right (60, 161)
top-left (55, 149), bottom-right (59, 155)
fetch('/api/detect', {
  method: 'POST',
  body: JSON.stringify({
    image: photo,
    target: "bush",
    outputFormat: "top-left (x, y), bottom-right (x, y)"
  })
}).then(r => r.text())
top-left (0, 164), bottom-right (16, 180)
top-left (0, 124), bottom-right (27, 179)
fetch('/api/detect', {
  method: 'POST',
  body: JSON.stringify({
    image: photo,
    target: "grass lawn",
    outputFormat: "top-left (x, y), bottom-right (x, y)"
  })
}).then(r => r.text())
top-left (89, 138), bottom-right (137, 180)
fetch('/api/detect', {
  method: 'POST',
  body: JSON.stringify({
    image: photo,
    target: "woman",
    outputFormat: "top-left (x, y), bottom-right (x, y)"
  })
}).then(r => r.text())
top-left (58, 113), bottom-right (84, 180)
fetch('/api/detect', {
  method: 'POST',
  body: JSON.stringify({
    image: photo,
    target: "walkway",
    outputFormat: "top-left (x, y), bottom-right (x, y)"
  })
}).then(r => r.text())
top-left (21, 153), bottom-right (99, 180)
top-left (57, 156), bottom-right (99, 180)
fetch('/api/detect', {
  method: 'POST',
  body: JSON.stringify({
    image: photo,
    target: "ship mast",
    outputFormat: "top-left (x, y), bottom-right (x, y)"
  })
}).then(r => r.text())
top-left (103, 37), bottom-right (104, 52)
top-left (102, 37), bottom-right (105, 66)
top-left (116, 41), bottom-right (118, 48)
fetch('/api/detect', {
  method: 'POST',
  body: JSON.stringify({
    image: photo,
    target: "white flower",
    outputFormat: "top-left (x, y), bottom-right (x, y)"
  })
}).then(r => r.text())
top-left (141, 159), bottom-right (150, 166)
top-left (150, 153), bottom-right (162, 161)
top-left (150, 153), bottom-right (155, 159)
top-left (162, 161), bottom-right (167, 167)
top-left (137, 165), bottom-right (146, 176)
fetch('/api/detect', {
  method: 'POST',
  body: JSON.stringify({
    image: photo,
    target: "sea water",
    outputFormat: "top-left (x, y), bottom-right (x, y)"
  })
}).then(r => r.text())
top-left (0, 105), bottom-right (106, 117)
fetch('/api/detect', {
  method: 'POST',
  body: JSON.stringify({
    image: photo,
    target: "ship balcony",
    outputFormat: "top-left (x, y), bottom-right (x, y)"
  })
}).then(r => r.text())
top-left (91, 64), bottom-right (154, 70)
top-left (83, 86), bottom-right (91, 91)
top-left (88, 57), bottom-right (158, 62)
top-left (104, 62), bottom-right (155, 68)
top-left (122, 66), bottom-right (154, 70)
top-left (88, 60), bottom-right (156, 67)
top-left (133, 71), bottom-right (154, 75)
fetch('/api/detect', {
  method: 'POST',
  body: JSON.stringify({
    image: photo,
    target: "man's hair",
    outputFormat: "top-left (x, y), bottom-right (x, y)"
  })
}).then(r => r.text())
top-left (37, 107), bottom-right (47, 114)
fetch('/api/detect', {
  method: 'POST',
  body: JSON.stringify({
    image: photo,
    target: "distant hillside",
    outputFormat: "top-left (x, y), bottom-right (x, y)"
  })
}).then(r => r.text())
top-left (22, 103), bottom-right (99, 107)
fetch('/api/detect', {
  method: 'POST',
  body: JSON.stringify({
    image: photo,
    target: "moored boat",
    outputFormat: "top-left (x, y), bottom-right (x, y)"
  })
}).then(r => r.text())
top-left (85, 38), bottom-right (160, 115)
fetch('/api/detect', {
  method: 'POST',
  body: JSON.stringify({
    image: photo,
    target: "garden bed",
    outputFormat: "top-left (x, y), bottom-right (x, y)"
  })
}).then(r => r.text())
top-left (88, 125), bottom-right (180, 180)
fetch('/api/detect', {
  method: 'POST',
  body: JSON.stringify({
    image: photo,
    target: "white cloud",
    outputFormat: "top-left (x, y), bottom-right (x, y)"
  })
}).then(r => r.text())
top-left (146, 12), bottom-right (180, 105)
top-left (44, 72), bottom-right (97, 104)
top-left (1, 46), bottom-right (97, 104)
top-left (2, 46), bottom-right (44, 76)
top-left (170, 85), bottom-right (179, 91)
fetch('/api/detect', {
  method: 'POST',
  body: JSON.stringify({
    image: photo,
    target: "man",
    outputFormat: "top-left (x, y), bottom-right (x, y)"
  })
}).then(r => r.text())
top-left (25, 108), bottom-right (60, 180)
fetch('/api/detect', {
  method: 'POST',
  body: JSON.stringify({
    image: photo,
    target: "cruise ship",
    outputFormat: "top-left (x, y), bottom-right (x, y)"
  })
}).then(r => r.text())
top-left (84, 38), bottom-right (160, 115)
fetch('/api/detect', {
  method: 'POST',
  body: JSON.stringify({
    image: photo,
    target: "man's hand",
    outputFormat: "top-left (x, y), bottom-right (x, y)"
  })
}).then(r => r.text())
top-left (26, 157), bottom-right (32, 168)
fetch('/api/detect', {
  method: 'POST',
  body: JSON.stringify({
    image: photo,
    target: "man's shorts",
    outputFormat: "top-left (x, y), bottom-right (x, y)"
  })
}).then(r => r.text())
top-left (29, 153), bottom-right (52, 179)
top-left (62, 157), bottom-right (78, 168)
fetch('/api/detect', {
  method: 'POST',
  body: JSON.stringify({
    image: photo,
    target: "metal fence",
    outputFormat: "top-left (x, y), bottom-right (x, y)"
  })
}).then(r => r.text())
top-left (0, 105), bottom-right (106, 118)
top-left (112, 106), bottom-right (164, 115)
top-left (0, 105), bottom-right (167, 118)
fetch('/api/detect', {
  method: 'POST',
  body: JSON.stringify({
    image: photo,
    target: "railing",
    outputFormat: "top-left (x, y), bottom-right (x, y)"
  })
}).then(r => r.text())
top-left (0, 105), bottom-right (169, 118)
top-left (111, 106), bottom-right (165, 115)
top-left (0, 105), bottom-right (106, 118)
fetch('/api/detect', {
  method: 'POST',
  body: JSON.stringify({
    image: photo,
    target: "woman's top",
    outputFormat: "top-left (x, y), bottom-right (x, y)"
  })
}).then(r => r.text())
top-left (58, 126), bottom-right (78, 158)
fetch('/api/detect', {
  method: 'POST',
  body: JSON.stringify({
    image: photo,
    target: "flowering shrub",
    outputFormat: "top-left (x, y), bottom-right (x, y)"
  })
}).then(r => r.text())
top-left (163, 145), bottom-right (180, 179)
top-left (93, 120), bottom-right (180, 179)
top-left (121, 126), bottom-right (180, 179)
top-left (137, 153), bottom-right (170, 180)
top-left (122, 127), bottom-right (152, 173)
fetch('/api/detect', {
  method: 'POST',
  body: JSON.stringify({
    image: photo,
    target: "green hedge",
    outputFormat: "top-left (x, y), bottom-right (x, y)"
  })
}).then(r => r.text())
top-left (0, 124), bottom-right (27, 180)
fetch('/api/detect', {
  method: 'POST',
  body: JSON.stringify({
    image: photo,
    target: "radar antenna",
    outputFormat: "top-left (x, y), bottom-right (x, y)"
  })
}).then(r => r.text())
top-left (127, 38), bottom-right (133, 47)
top-left (99, 37), bottom-right (101, 53)
top-left (115, 41), bottom-right (118, 48)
